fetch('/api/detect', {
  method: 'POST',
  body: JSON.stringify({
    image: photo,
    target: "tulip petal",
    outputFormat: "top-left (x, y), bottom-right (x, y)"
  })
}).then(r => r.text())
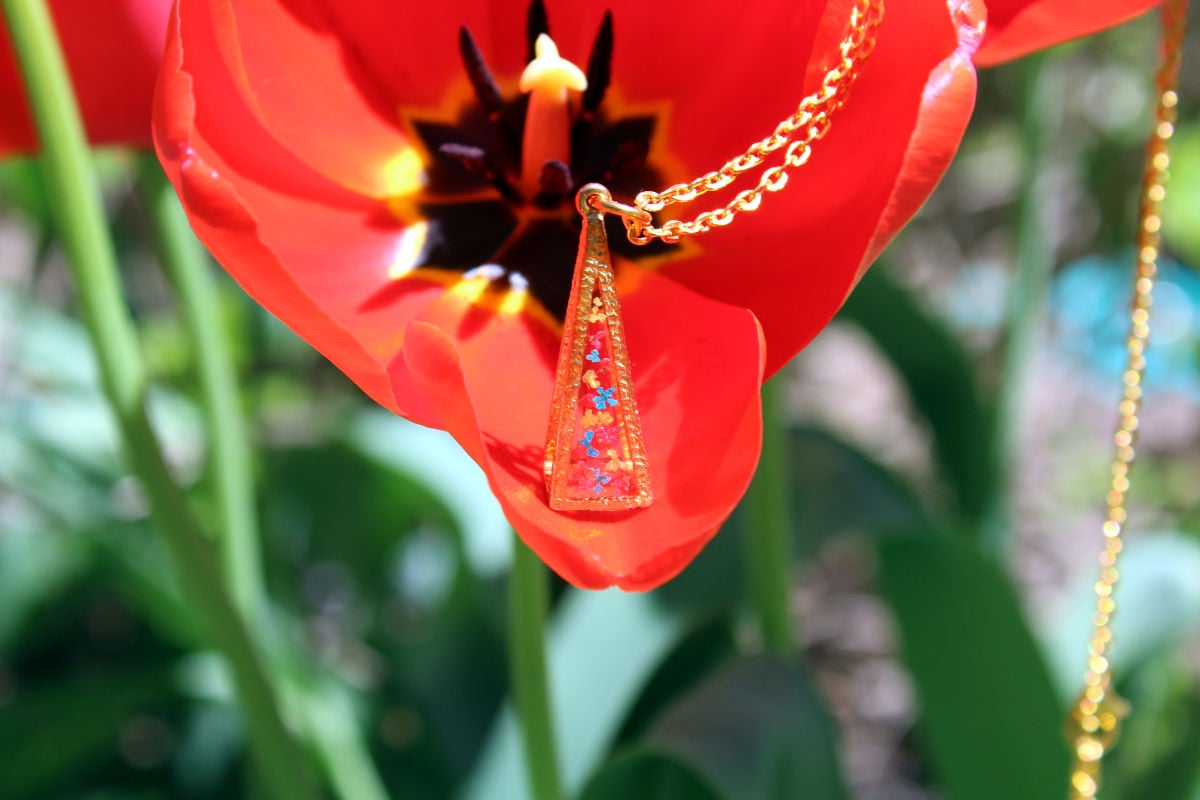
top-left (201, 0), bottom-right (418, 197)
top-left (402, 267), bottom-right (765, 590)
top-left (862, 0), bottom-right (984, 270)
top-left (315, 0), bottom-right (525, 108)
top-left (631, 0), bottom-right (983, 377)
top-left (975, 0), bottom-right (1160, 67)
top-left (156, 0), bottom-right (448, 422)
top-left (159, 0), bottom-right (366, 202)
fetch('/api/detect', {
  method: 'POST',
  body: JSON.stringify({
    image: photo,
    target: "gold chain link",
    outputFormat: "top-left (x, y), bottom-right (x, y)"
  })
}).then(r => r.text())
top-left (618, 0), bottom-right (885, 244)
top-left (1066, 2), bottom-right (1189, 798)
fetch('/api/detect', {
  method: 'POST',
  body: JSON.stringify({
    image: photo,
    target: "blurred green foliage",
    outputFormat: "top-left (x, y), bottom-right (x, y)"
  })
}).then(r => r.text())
top-left (2, 11), bottom-right (1200, 800)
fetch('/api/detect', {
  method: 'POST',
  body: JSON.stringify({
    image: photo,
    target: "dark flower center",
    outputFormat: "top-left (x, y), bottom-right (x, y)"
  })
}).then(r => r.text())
top-left (394, 0), bottom-right (676, 321)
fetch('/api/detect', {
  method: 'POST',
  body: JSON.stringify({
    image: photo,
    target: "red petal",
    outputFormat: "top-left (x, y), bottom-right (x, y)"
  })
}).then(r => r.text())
top-left (975, 0), bottom-right (1160, 66)
top-left (862, 0), bottom-right (983, 270)
top-left (313, 1), bottom-right (523, 108)
top-left (640, 0), bottom-right (982, 377)
top-left (201, 0), bottom-right (416, 197)
top-left (155, 0), bottom-right (445, 423)
top-left (158, 0), bottom-right (378, 201)
top-left (0, 0), bottom-right (170, 155)
top-left (402, 268), bottom-right (765, 590)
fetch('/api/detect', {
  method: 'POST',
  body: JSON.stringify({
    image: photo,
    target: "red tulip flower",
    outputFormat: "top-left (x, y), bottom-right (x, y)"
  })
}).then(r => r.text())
top-left (0, 0), bottom-right (171, 155)
top-left (976, 0), bottom-right (1163, 65)
top-left (154, 0), bottom-right (985, 589)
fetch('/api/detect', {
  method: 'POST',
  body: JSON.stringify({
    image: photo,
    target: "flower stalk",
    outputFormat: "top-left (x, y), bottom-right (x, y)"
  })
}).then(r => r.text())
top-left (509, 533), bottom-right (564, 800)
top-left (135, 154), bottom-right (265, 623)
top-left (744, 374), bottom-right (797, 656)
top-left (1, 1), bottom-right (314, 796)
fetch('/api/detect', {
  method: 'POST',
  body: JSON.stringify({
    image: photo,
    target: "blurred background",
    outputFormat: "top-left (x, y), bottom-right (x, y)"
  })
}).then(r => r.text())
top-left (1, 11), bottom-right (1199, 800)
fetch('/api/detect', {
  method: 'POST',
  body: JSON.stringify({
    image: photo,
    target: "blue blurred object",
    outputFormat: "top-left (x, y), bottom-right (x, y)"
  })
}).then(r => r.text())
top-left (1052, 254), bottom-right (1200, 398)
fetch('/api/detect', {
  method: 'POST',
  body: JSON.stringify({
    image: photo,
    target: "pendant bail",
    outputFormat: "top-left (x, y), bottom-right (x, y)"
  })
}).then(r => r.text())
top-left (578, 185), bottom-right (653, 245)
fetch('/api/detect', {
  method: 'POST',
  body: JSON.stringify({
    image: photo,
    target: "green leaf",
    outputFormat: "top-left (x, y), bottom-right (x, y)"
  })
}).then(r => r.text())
top-left (0, 524), bottom-right (92, 648)
top-left (1133, 697), bottom-right (1200, 800)
top-left (346, 410), bottom-right (512, 578)
top-left (1114, 662), bottom-right (1200, 800)
top-left (1164, 125), bottom-right (1200, 268)
top-left (616, 616), bottom-right (737, 745)
top-left (787, 425), bottom-right (932, 555)
top-left (93, 523), bottom-right (202, 649)
top-left (0, 666), bottom-right (177, 799)
top-left (259, 438), bottom-right (463, 605)
top-left (258, 434), bottom-right (507, 797)
top-left (580, 750), bottom-right (722, 800)
top-left (0, 157), bottom-right (51, 227)
top-left (172, 704), bottom-right (244, 797)
top-left (839, 267), bottom-right (996, 529)
top-left (877, 535), bottom-right (1070, 800)
top-left (644, 655), bottom-right (850, 800)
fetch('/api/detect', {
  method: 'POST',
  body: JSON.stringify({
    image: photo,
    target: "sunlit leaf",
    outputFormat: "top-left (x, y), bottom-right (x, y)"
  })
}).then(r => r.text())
top-left (1164, 126), bottom-right (1200, 268)
top-left (877, 534), bottom-right (1070, 800)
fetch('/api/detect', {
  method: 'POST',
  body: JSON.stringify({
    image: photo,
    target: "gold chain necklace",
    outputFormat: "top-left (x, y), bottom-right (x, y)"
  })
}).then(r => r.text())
top-left (543, 0), bottom-right (884, 510)
top-left (1067, 1), bottom-right (1189, 797)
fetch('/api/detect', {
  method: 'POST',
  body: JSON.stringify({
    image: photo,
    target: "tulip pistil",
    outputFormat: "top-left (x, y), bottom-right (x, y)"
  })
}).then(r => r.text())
top-left (519, 34), bottom-right (587, 198)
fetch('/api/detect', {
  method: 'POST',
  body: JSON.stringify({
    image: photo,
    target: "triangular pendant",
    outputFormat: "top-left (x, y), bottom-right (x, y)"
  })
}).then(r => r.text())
top-left (544, 185), bottom-right (653, 511)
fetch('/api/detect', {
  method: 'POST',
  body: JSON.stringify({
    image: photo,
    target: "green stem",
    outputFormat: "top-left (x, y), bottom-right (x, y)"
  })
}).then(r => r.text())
top-left (985, 53), bottom-right (1057, 554)
top-left (744, 374), bottom-right (796, 657)
top-left (135, 154), bottom-right (264, 622)
top-left (508, 534), bottom-right (563, 800)
top-left (2, 2), bottom-right (315, 797)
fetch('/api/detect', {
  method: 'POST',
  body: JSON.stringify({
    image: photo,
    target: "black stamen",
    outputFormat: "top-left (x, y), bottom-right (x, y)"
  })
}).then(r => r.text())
top-left (582, 11), bottom-right (614, 113)
top-left (534, 160), bottom-right (573, 208)
top-left (437, 143), bottom-right (525, 205)
top-left (526, 0), bottom-right (551, 63)
top-left (459, 27), bottom-right (503, 116)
